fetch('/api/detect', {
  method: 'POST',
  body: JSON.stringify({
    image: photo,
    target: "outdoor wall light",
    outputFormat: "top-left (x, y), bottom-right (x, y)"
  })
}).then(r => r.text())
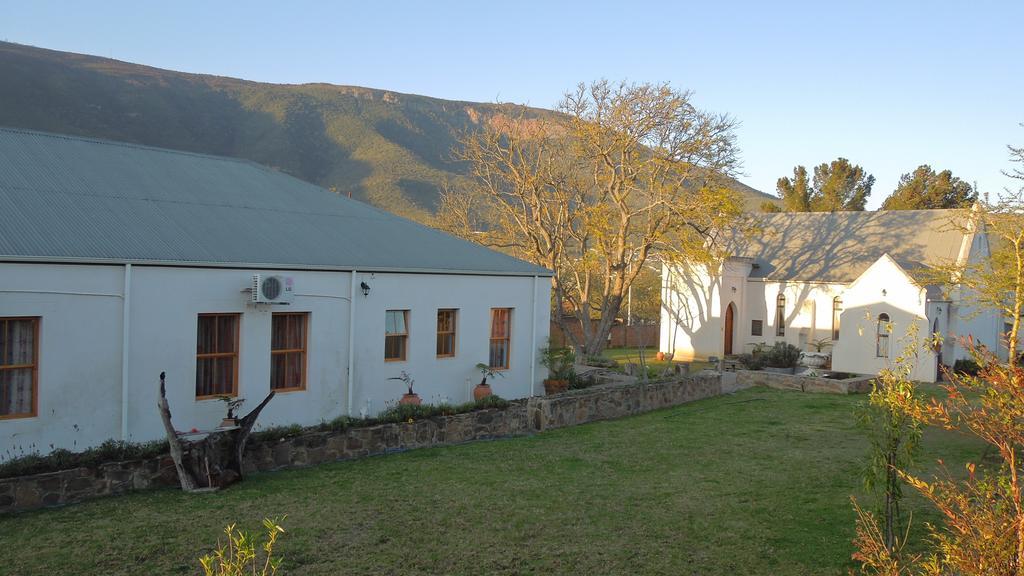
top-left (360, 281), bottom-right (371, 297)
top-left (882, 289), bottom-right (887, 297)
top-left (730, 286), bottom-right (737, 293)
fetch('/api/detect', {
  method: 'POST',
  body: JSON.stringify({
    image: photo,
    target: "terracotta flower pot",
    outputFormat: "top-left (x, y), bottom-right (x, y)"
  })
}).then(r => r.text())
top-left (655, 352), bottom-right (666, 361)
top-left (219, 418), bottom-right (237, 428)
top-left (399, 393), bottom-right (422, 406)
top-left (543, 379), bottom-right (570, 395)
top-left (473, 383), bottom-right (492, 401)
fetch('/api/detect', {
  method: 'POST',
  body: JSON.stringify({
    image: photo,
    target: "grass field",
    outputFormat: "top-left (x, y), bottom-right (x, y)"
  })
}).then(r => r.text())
top-left (0, 387), bottom-right (983, 575)
top-left (599, 346), bottom-right (715, 374)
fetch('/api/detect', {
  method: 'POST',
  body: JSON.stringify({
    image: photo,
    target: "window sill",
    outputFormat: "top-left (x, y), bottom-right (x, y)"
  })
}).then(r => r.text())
top-left (196, 394), bottom-right (238, 401)
top-left (0, 413), bottom-right (37, 421)
top-left (271, 387), bottom-right (306, 394)
top-left (384, 358), bottom-right (407, 363)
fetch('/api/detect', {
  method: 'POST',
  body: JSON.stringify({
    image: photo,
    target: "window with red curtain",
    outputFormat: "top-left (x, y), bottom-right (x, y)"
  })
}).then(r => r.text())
top-left (0, 317), bottom-right (39, 418)
top-left (489, 308), bottom-right (512, 369)
top-left (271, 312), bottom-right (308, 391)
top-left (196, 313), bottom-right (239, 398)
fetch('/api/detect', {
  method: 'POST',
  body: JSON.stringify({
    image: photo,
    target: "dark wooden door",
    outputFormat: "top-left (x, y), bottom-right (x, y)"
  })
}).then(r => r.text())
top-left (724, 303), bottom-right (735, 356)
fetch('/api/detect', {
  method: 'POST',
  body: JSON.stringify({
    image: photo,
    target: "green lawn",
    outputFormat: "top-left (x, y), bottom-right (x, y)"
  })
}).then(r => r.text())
top-left (0, 387), bottom-right (983, 575)
top-left (599, 346), bottom-right (715, 374)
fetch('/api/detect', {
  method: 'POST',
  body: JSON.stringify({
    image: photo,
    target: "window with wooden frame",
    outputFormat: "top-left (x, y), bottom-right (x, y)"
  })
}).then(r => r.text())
top-left (0, 317), bottom-right (39, 419)
top-left (876, 313), bottom-right (891, 358)
top-left (436, 309), bottom-right (457, 358)
top-left (271, 312), bottom-right (308, 391)
top-left (489, 308), bottom-right (512, 369)
top-left (385, 310), bottom-right (409, 362)
top-left (775, 293), bottom-right (786, 337)
top-left (832, 297), bottom-right (843, 341)
top-left (196, 313), bottom-right (240, 398)
top-left (751, 319), bottom-right (763, 336)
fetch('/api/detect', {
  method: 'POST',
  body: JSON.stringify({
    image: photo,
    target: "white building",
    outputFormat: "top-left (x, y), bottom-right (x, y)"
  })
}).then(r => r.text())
top-left (660, 209), bottom-right (1003, 382)
top-left (0, 128), bottom-right (551, 454)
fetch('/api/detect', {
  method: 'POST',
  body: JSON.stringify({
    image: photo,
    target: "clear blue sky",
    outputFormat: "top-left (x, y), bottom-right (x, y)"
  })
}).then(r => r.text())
top-left (2, 1), bottom-right (1022, 207)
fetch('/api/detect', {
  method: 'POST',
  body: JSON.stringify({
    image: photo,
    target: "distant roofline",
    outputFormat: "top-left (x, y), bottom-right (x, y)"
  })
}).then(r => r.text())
top-left (744, 207), bottom-right (973, 217)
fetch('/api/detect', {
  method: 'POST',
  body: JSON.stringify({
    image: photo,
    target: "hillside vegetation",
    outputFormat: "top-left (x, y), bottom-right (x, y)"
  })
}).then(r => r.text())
top-left (0, 41), bottom-right (772, 220)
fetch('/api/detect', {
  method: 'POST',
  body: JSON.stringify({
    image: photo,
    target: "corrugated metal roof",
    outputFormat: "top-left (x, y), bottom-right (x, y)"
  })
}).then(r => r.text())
top-left (723, 209), bottom-right (970, 284)
top-left (0, 127), bottom-right (550, 276)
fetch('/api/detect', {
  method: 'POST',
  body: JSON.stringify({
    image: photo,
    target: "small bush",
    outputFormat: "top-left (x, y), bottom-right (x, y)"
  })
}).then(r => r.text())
top-left (200, 517), bottom-right (286, 576)
top-left (765, 342), bottom-right (802, 369)
top-left (953, 358), bottom-right (981, 376)
top-left (737, 353), bottom-right (766, 370)
top-left (539, 343), bottom-right (576, 380)
top-left (466, 394), bottom-right (511, 411)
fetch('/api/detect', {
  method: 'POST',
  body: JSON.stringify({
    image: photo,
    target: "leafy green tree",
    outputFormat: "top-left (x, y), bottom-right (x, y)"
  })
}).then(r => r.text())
top-left (776, 165), bottom-right (813, 211)
top-left (881, 165), bottom-right (976, 210)
top-left (775, 158), bottom-right (874, 211)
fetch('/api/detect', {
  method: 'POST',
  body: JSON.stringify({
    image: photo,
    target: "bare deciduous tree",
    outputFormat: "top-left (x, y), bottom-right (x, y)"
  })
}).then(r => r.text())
top-left (439, 80), bottom-right (742, 355)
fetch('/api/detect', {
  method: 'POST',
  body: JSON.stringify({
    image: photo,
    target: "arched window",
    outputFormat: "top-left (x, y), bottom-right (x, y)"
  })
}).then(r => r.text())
top-left (832, 297), bottom-right (842, 341)
top-left (775, 293), bottom-right (786, 337)
top-left (876, 313), bottom-right (891, 358)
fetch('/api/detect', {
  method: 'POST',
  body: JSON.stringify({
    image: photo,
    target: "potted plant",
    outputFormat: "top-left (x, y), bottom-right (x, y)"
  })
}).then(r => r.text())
top-left (800, 338), bottom-right (833, 369)
top-left (539, 342), bottom-right (575, 395)
top-left (388, 371), bottom-right (421, 405)
top-left (218, 397), bottom-right (245, 428)
top-left (473, 363), bottom-right (502, 400)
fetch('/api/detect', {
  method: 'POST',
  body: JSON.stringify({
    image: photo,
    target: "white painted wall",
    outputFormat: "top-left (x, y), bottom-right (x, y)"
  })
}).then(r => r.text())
top-left (660, 259), bottom-right (844, 361)
top-left (742, 280), bottom-right (846, 355)
top-left (0, 263), bottom-right (125, 455)
top-left (830, 256), bottom-right (938, 382)
top-left (0, 263), bottom-right (550, 454)
top-left (660, 261), bottom-right (723, 361)
top-left (349, 271), bottom-right (549, 416)
top-left (949, 231), bottom-right (1005, 361)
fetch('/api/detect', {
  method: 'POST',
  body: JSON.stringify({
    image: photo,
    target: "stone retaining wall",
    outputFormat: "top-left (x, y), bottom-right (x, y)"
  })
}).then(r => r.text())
top-left (243, 404), bottom-right (531, 474)
top-left (1, 373), bottom-right (721, 514)
top-left (528, 372), bottom-right (722, 431)
top-left (0, 456), bottom-right (178, 512)
top-left (736, 370), bottom-right (874, 394)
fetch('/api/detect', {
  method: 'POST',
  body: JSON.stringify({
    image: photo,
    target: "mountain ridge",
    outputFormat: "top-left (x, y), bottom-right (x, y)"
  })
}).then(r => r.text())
top-left (0, 41), bottom-right (773, 219)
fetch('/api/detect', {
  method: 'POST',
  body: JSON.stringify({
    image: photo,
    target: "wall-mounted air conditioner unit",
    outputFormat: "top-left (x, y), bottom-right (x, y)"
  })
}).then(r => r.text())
top-left (251, 274), bottom-right (294, 304)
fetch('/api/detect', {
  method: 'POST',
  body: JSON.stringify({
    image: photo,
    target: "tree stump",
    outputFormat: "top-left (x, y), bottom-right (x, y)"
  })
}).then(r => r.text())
top-left (157, 372), bottom-right (274, 492)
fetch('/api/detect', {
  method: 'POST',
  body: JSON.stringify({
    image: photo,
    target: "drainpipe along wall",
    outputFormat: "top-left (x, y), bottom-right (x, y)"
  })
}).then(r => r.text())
top-left (120, 263), bottom-right (132, 440)
top-left (347, 271), bottom-right (357, 416)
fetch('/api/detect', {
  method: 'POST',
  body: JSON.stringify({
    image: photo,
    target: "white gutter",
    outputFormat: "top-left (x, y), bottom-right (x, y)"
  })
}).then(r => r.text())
top-left (0, 289), bottom-right (122, 298)
top-left (120, 263), bottom-right (132, 441)
top-left (346, 271), bottom-right (357, 416)
top-left (529, 275), bottom-right (538, 397)
top-left (0, 255), bottom-right (553, 278)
